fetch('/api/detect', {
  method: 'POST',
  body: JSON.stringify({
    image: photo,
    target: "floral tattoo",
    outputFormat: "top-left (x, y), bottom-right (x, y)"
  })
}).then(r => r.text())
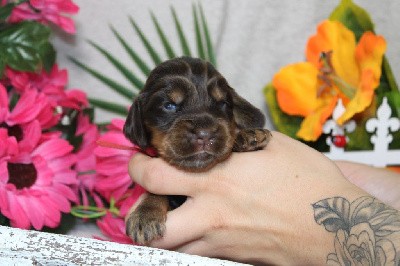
top-left (312, 196), bottom-right (400, 265)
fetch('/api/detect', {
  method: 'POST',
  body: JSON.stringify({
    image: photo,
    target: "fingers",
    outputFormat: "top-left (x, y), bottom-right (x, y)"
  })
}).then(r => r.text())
top-left (128, 152), bottom-right (206, 196)
top-left (149, 199), bottom-right (210, 249)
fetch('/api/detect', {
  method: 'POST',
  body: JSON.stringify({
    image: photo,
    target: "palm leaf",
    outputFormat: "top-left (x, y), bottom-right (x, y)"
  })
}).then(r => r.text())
top-left (151, 11), bottom-right (176, 59)
top-left (69, 56), bottom-right (135, 100)
top-left (171, 6), bottom-right (192, 56)
top-left (110, 25), bottom-right (151, 76)
top-left (88, 98), bottom-right (129, 116)
top-left (199, 3), bottom-right (216, 66)
top-left (88, 40), bottom-right (143, 91)
top-left (193, 4), bottom-right (206, 60)
top-left (72, 3), bottom-right (216, 119)
top-left (129, 16), bottom-right (163, 65)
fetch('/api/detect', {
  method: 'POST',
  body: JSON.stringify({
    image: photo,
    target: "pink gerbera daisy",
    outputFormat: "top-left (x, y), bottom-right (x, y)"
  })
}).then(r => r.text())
top-left (74, 113), bottom-right (102, 207)
top-left (8, 0), bottom-right (79, 34)
top-left (6, 66), bottom-right (89, 111)
top-left (94, 119), bottom-right (140, 202)
top-left (0, 83), bottom-right (59, 131)
top-left (0, 125), bottom-right (78, 230)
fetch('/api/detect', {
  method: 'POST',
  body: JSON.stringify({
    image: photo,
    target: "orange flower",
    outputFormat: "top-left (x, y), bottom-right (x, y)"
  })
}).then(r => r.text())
top-left (272, 20), bottom-right (386, 141)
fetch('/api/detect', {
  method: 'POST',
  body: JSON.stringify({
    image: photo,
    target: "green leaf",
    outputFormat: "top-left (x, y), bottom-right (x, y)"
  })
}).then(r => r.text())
top-left (193, 4), bottom-right (206, 60)
top-left (42, 213), bottom-right (77, 235)
top-left (129, 16), bottom-right (163, 65)
top-left (0, 213), bottom-right (9, 226)
top-left (171, 6), bottom-right (192, 57)
top-left (381, 56), bottom-right (399, 93)
top-left (0, 21), bottom-right (55, 76)
top-left (263, 83), bottom-right (302, 139)
top-left (38, 42), bottom-right (56, 73)
top-left (69, 56), bottom-right (135, 100)
top-left (88, 40), bottom-right (144, 91)
top-left (0, 55), bottom-right (5, 76)
top-left (88, 97), bottom-right (129, 116)
top-left (151, 11), bottom-right (176, 59)
top-left (0, 3), bottom-right (15, 21)
top-left (199, 3), bottom-right (216, 66)
top-left (329, 0), bottom-right (374, 40)
top-left (110, 25), bottom-right (151, 76)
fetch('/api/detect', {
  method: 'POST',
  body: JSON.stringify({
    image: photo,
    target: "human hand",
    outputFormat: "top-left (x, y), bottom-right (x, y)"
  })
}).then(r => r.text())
top-left (128, 132), bottom-right (375, 264)
top-left (335, 161), bottom-right (400, 210)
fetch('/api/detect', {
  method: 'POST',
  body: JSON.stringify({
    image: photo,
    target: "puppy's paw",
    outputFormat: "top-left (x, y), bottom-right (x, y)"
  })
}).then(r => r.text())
top-left (126, 205), bottom-right (167, 245)
top-left (126, 194), bottom-right (169, 245)
top-left (233, 129), bottom-right (272, 152)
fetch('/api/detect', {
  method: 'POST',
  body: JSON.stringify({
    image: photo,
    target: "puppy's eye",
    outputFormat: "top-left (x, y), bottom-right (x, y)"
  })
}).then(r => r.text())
top-left (163, 102), bottom-right (179, 112)
top-left (217, 100), bottom-right (230, 110)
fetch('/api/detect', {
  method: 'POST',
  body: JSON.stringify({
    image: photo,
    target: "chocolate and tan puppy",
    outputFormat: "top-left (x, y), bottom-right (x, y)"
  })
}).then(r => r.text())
top-left (124, 57), bottom-right (271, 245)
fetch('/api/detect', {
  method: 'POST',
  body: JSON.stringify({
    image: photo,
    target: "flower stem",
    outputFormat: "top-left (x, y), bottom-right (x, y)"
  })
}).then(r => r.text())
top-left (331, 74), bottom-right (356, 99)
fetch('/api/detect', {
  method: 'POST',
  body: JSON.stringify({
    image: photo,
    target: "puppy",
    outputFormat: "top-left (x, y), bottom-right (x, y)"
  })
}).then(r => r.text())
top-left (124, 57), bottom-right (271, 245)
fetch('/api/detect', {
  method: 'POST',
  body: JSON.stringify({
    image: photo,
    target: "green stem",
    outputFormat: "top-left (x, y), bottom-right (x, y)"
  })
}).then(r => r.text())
top-left (331, 74), bottom-right (356, 99)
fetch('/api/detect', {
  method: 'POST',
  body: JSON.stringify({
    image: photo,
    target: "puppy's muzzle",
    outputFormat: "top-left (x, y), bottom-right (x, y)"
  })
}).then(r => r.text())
top-left (163, 114), bottom-right (233, 170)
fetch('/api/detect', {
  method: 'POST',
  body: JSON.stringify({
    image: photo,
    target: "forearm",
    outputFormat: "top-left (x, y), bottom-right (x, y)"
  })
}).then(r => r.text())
top-left (220, 185), bottom-right (400, 265)
top-left (336, 160), bottom-right (400, 210)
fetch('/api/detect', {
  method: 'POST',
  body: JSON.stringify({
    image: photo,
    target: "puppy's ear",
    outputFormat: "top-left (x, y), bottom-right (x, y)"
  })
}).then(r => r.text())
top-left (230, 88), bottom-right (266, 129)
top-left (123, 96), bottom-right (149, 149)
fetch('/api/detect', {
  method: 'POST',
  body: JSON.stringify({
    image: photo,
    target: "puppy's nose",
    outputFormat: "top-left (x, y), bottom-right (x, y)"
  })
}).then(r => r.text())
top-left (195, 129), bottom-right (216, 150)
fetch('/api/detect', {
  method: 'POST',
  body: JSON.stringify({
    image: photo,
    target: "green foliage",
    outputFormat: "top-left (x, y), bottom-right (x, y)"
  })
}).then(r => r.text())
top-left (0, 21), bottom-right (55, 76)
top-left (329, 0), bottom-right (374, 40)
top-left (263, 83), bottom-right (301, 139)
top-left (0, 213), bottom-right (9, 226)
top-left (0, 3), bottom-right (15, 21)
top-left (71, 3), bottom-right (216, 118)
top-left (330, 0), bottom-right (399, 94)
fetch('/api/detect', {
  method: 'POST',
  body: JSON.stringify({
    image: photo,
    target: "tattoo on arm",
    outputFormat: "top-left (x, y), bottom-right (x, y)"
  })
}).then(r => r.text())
top-left (312, 196), bottom-right (400, 265)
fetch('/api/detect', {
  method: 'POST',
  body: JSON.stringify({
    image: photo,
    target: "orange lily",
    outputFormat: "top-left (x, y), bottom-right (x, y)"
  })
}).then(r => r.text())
top-left (272, 20), bottom-right (386, 141)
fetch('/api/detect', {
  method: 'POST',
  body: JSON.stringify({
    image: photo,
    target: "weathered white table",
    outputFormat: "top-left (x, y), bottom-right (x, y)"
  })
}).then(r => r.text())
top-left (0, 226), bottom-right (248, 265)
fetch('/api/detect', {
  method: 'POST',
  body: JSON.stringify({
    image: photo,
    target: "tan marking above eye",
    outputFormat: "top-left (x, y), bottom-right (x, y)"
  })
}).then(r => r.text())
top-left (168, 89), bottom-right (185, 104)
top-left (210, 86), bottom-right (226, 102)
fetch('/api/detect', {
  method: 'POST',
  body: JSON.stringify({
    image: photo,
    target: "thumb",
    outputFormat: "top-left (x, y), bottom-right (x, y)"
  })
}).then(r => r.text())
top-left (128, 152), bottom-right (206, 196)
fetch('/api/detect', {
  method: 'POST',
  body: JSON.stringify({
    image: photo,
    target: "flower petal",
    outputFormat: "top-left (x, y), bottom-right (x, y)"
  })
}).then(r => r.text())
top-left (272, 62), bottom-right (319, 116)
top-left (337, 69), bottom-right (377, 124)
top-left (297, 95), bottom-right (338, 141)
top-left (0, 84), bottom-right (9, 122)
top-left (307, 20), bottom-right (359, 88)
top-left (355, 32), bottom-right (386, 86)
top-left (6, 192), bottom-right (31, 229)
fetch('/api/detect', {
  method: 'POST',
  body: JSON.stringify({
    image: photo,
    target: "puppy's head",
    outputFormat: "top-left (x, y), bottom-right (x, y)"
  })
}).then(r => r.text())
top-left (124, 57), bottom-right (265, 171)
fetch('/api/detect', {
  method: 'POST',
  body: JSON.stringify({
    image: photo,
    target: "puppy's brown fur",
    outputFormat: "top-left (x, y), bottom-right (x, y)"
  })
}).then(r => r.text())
top-left (124, 57), bottom-right (271, 244)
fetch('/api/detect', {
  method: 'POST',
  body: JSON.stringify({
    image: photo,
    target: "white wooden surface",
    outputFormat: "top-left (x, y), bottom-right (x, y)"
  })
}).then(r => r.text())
top-left (0, 226), bottom-right (248, 266)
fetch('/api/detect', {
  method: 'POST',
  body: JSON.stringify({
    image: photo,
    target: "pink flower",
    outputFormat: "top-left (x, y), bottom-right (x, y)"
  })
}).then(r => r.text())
top-left (59, 89), bottom-right (89, 110)
top-left (6, 65), bottom-right (66, 104)
top-left (8, 0), bottom-right (79, 34)
top-left (74, 113), bottom-right (102, 207)
top-left (117, 185), bottom-right (146, 218)
top-left (0, 83), bottom-right (59, 131)
top-left (0, 125), bottom-right (78, 230)
top-left (6, 66), bottom-right (88, 111)
top-left (96, 212), bottom-right (133, 244)
top-left (94, 119), bottom-right (140, 202)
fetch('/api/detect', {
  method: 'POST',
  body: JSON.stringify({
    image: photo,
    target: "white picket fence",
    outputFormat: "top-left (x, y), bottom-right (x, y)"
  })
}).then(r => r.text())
top-left (323, 97), bottom-right (400, 167)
